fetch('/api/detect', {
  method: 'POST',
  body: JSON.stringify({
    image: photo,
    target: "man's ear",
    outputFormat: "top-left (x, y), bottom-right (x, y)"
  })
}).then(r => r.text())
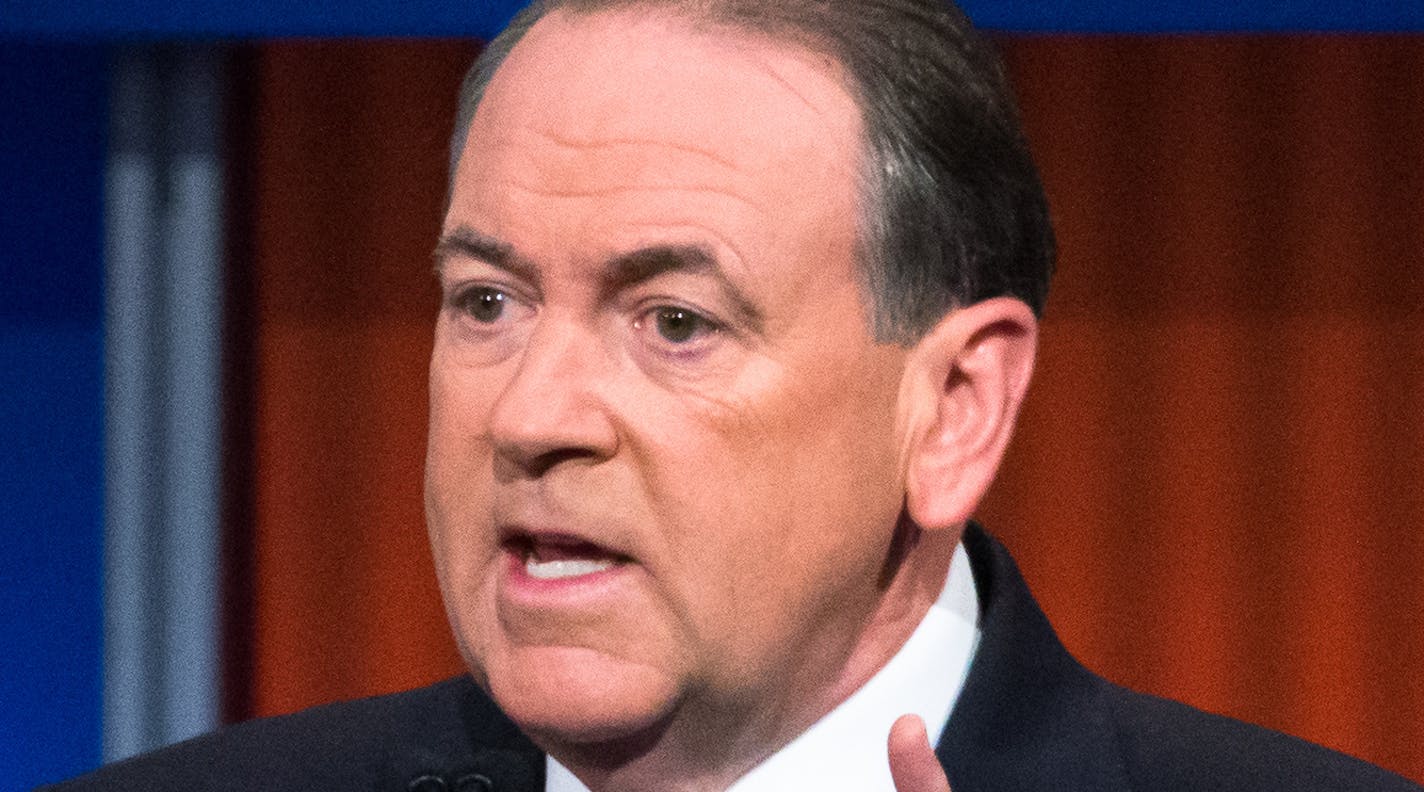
top-left (901, 297), bottom-right (1038, 532)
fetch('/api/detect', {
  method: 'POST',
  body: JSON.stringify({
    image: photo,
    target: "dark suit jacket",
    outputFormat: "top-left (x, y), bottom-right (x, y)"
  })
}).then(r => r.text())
top-left (44, 525), bottom-right (1422, 791)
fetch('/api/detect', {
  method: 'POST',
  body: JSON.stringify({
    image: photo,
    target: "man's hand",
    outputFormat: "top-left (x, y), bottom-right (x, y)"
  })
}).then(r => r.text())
top-left (888, 715), bottom-right (952, 792)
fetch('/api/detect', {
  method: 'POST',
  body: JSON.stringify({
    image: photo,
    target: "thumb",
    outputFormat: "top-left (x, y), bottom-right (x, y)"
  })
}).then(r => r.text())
top-left (888, 714), bottom-right (952, 792)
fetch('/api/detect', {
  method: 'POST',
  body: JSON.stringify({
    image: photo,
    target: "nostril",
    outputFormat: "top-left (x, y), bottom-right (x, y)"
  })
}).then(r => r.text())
top-left (527, 447), bottom-right (598, 476)
top-left (493, 443), bottom-right (604, 481)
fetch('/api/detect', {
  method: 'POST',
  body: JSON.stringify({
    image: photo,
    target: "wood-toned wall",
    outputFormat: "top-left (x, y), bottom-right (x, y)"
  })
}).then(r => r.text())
top-left (225, 36), bottom-right (1424, 783)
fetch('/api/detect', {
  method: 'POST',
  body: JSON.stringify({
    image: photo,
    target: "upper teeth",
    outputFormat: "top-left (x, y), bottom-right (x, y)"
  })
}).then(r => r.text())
top-left (525, 557), bottom-right (615, 580)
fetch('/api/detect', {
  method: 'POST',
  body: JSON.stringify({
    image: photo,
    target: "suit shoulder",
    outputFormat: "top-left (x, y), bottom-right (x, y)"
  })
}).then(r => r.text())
top-left (1102, 683), bottom-right (1422, 791)
top-left (39, 677), bottom-right (525, 792)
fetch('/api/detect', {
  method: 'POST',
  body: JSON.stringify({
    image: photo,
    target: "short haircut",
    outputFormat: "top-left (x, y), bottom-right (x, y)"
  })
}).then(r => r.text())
top-left (449, 0), bottom-right (1055, 344)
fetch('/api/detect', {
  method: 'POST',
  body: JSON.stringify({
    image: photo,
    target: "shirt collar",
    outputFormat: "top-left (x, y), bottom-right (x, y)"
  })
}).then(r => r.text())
top-left (546, 541), bottom-right (981, 791)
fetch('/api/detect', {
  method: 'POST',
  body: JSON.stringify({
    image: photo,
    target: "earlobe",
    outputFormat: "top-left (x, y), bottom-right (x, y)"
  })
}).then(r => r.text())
top-left (902, 298), bottom-right (1038, 531)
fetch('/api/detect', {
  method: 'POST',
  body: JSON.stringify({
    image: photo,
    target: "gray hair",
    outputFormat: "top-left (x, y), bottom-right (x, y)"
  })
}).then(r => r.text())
top-left (449, 0), bottom-right (1054, 344)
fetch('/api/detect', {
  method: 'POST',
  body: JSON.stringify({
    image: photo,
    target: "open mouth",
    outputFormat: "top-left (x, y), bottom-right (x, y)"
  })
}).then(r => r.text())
top-left (504, 532), bottom-right (631, 581)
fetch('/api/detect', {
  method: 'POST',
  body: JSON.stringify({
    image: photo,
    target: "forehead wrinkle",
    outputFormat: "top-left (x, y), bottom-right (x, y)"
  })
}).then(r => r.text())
top-left (528, 125), bottom-right (741, 174)
top-left (501, 126), bottom-right (763, 212)
top-left (501, 175), bottom-right (765, 212)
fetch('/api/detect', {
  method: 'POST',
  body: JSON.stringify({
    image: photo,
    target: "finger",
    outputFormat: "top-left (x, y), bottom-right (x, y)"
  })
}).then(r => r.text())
top-left (888, 714), bottom-right (952, 792)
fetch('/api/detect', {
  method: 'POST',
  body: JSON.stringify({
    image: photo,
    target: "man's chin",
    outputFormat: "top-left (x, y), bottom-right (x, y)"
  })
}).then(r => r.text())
top-left (484, 645), bottom-right (681, 746)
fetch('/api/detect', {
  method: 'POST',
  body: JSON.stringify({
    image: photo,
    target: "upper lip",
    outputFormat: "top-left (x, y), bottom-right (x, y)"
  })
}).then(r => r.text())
top-left (495, 516), bottom-right (635, 563)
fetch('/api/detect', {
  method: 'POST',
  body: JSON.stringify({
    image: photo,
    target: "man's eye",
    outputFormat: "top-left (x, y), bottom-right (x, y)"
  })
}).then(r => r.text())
top-left (459, 287), bottom-right (511, 323)
top-left (644, 307), bottom-right (717, 344)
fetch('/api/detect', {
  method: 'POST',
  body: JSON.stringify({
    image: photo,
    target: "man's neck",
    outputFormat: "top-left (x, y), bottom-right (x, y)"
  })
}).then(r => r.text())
top-left (545, 525), bottom-right (964, 792)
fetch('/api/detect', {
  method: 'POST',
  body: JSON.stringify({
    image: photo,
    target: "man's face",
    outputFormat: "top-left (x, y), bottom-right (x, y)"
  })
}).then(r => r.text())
top-left (427, 10), bottom-right (913, 750)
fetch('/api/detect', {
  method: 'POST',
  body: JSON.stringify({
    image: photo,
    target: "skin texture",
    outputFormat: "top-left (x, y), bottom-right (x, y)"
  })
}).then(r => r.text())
top-left (426, 9), bottom-right (1034, 791)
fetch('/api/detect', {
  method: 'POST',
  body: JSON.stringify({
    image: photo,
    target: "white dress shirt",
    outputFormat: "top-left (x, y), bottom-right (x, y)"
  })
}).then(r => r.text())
top-left (546, 541), bottom-right (981, 791)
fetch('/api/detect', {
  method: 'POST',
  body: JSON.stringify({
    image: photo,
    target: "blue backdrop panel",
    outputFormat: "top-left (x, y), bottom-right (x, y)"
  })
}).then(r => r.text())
top-left (0, 42), bottom-right (108, 789)
top-left (1, 0), bottom-right (1422, 36)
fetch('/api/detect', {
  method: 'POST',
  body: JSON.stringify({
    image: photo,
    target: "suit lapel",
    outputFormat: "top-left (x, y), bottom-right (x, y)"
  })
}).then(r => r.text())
top-left (936, 524), bottom-right (1135, 792)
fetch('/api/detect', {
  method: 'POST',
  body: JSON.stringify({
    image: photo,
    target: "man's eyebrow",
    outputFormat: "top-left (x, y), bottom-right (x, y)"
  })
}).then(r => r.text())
top-left (433, 227), bottom-right (538, 285)
top-left (600, 245), bottom-right (764, 333)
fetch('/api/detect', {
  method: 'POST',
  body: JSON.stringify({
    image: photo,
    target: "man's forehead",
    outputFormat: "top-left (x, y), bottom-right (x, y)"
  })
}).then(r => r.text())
top-left (466, 8), bottom-right (863, 176)
top-left (444, 6), bottom-right (873, 330)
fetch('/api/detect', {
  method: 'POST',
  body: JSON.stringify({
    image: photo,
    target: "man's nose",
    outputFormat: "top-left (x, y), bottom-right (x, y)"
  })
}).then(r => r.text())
top-left (486, 319), bottom-right (619, 478)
